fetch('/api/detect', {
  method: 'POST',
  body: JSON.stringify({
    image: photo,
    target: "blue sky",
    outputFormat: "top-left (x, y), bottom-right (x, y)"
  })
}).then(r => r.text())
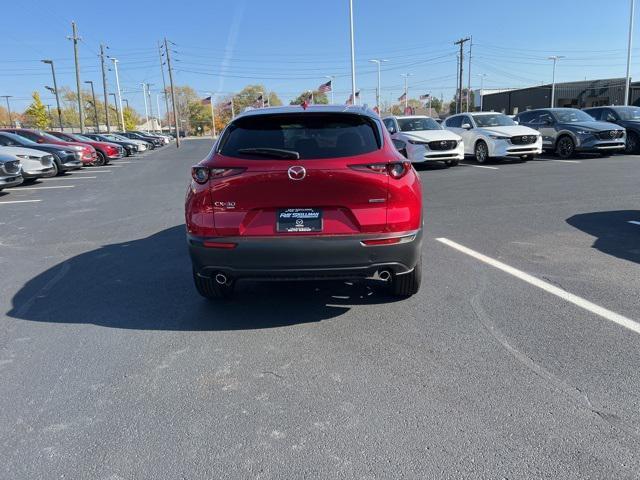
top-left (2, 0), bottom-right (638, 113)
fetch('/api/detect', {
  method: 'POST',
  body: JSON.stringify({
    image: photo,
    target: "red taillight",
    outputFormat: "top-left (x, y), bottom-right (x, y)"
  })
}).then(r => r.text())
top-left (191, 166), bottom-right (246, 185)
top-left (349, 161), bottom-right (412, 179)
top-left (203, 241), bottom-right (237, 249)
top-left (105, 145), bottom-right (117, 155)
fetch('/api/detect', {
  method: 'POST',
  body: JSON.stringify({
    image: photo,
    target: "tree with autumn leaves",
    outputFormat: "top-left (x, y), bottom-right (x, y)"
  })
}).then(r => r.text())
top-left (23, 92), bottom-right (50, 129)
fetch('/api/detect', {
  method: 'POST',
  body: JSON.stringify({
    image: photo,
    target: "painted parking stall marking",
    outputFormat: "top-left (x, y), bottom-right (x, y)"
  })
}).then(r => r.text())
top-left (436, 237), bottom-right (640, 335)
top-left (13, 185), bottom-right (74, 191)
top-left (0, 199), bottom-right (42, 205)
top-left (46, 176), bottom-right (97, 180)
top-left (552, 159), bottom-right (581, 164)
top-left (460, 164), bottom-right (500, 170)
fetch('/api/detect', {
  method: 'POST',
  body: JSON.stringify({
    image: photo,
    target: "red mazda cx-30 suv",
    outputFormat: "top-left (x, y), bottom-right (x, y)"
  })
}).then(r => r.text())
top-left (185, 105), bottom-right (423, 299)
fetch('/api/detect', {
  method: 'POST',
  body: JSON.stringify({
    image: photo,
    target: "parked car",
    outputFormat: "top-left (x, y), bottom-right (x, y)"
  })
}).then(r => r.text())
top-left (382, 115), bottom-right (464, 167)
top-left (514, 108), bottom-right (625, 159)
top-left (1, 129), bottom-right (97, 165)
top-left (583, 106), bottom-right (640, 154)
top-left (98, 133), bottom-right (150, 152)
top-left (0, 132), bottom-right (82, 175)
top-left (186, 105), bottom-right (423, 299)
top-left (443, 112), bottom-right (542, 163)
top-left (117, 132), bottom-right (162, 148)
top-left (0, 146), bottom-right (55, 182)
top-left (83, 133), bottom-right (139, 156)
top-left (0, 153), bottom-right (23, 191)
top-left (136, 131), bottom-right (169, 145)
top-left (47, 132), bottom-right (123, 166)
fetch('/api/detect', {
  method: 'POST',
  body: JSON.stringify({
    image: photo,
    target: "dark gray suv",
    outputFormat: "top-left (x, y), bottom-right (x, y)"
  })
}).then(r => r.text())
top-left (515, 108), bottom-right (625, 159)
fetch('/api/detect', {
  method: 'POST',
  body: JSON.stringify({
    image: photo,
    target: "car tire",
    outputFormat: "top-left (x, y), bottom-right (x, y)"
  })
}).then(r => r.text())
top-left (392, 260), bottom-right (421, 297)
top-left (193, 269), bottom-right (235, 299)
top-left (50, 160), bottom-right (60, 176)
top-left (474, 140), bottom-right (489, 164)
top-left (444, 159), bottom-right (459, 167)
top-left (95, 151), bottom-right (107, 166)
top-left (555, 135), bottom-right (575, 159)
top-left (624, 131), bottom-right (638, 154)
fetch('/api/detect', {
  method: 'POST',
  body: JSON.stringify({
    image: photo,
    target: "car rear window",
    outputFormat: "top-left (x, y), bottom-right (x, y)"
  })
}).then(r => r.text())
top-left (218, 113), bottom-right (381, 159)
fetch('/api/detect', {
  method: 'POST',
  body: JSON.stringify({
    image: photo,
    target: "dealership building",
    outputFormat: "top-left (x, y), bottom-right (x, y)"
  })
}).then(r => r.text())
top-left (477, 78), bottom-right (640, 115)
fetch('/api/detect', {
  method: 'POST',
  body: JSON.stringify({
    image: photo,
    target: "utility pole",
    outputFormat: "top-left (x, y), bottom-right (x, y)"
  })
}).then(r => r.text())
top-left (467, 36), bottom-right (473, 111)
top-left (42, 60), bottom-right (63, 130)
top-left (625, 0), bottom-right (636, 105)
top-left (548, 55), bottom-right (565, 107)
top-left (400, 73), bottom-right (413, 110)
top-left (84, 80), bottom-right (99, 132)
top-left (164, 37), bottom-right (180, 147)
top-left (158, 41), bottom-right (171, 128)
top-left (110, 58), bottom-right (125, 131)
top-left (1, 96), bottom-right (13, 127)
top-left (206, 92), bottom-right (216, 138)
top-left (146, 83), bottom-right (154, 130)
top-left (454, 37), bottom-right (471, 114)
top-left (109, 93), bottom-right (119, 128)
top-left (477, 73), bottom-right (487, 111)
top-left (68, 21), bottom-right (85, 133)
top-left (455, 54), bottom-right (460, 114)
top-left (99, 44), bottom-right (111, 133)
top-left (348, 0), bottom-right (357, 105)
top-left (141, 83), bottom-right (150, 133)
top-left (156, 94), bottom-right (162, 131)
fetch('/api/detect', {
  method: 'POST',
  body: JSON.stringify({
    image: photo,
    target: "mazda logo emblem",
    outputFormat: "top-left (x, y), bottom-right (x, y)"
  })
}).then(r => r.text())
top-left (287, 165), bottom-right (306, 181)
top-left (609, 130), bottom-right (616, 138)
top-left (440, 140), bottom-right (447, 146)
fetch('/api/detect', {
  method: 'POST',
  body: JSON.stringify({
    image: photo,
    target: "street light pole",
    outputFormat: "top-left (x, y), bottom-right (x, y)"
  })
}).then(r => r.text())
top-left (548, 56), bottom-right (565, 108)
top-left (42, 60), bottom-right (63, 130)
top-left (369, 59), bottom-right (388, 112)
top-left (477, 73), bottom-right (487, 111)
top-left (156, 94), bottom-right (162, 130)
top-left (625, 0), bottom-right (636, 105)
top-left (348, 0), bottom-right (357, 105)
top-left (84, 80), bottom-right (99, 132)
top-left (1, 96), bottom-right (13, 127)
top-left (68, 21), bottom-right (84, 133)
top-left (110, 58), bottom-right (125, 131)
top-left (207, 92), bottom-right (216, 138)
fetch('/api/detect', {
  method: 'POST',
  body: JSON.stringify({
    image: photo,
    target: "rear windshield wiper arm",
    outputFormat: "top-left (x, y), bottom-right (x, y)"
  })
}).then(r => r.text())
top-left (236, 147), bottom-right (300, 159)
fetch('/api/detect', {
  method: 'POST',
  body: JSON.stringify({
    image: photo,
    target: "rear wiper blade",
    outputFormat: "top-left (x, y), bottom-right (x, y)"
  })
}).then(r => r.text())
top-left (237, 148), bottom-right (300, 159)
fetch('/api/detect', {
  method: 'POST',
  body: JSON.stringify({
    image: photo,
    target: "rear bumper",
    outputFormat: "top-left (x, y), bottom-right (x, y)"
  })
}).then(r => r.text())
top-left (188, 229), bottom-right (423, 280)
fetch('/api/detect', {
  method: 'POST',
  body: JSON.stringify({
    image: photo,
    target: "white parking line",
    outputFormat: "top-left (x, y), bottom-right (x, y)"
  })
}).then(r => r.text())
top-left (105, 165), bottom-right (125, 168)
top-left (46, 176), bottom-right (96, 180)
top-left (460, 164), bottom-right (500, 170)
top-left (0, 199), bottom-right (42, 205)
top-left (628, 221), bottom-right (640, 226)
top-left (74, 169), bottom-right (111, 173)
top-left (14, 185), bottom-right (74, 191)
top-left (114, 161), bottom-right (132, 164)
top-left (436, 237), bottom-right (640, 335)
top-left (552, 160), bottom-right (581, 164)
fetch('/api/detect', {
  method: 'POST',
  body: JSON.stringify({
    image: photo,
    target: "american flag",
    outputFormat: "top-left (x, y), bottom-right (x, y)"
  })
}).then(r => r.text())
top-left (222, 100), bottom-right (233, 111)
top-left (318, 80), bottom-right (332, 93)
top-left (398, 92), bottom-right (406, 102)
top-left (419, 94), bottom-right (430, 100)
top-left (253, 94), bottom-right (263, 108)
top-left (201, 96), bottom-right (212, 105)
top-left (345, 90), bottom-right (360, 105)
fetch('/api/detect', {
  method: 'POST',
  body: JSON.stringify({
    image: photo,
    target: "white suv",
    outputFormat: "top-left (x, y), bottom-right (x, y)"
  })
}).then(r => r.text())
top-left (383, 115), bottom-right (464, 167)
top-left (444, 112), bottom-right (542, 163)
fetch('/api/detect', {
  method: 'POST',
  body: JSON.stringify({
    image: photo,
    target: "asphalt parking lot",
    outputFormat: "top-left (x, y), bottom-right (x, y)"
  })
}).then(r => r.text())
top-left (1, 139), bottom-right (639, 479)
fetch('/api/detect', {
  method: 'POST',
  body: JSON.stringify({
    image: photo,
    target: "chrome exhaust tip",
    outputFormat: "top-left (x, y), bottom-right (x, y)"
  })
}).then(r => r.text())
top-left (378, 270), bottom-right (391, 281)
top-left (215, 273), bottom-right (228, 285)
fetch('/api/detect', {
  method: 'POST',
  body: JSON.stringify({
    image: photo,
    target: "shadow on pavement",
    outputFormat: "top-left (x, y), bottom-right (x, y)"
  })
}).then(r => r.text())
top-left (567, 210), bottom-right (640, 264)
top-left (8, 225), bottom-right (401, 331)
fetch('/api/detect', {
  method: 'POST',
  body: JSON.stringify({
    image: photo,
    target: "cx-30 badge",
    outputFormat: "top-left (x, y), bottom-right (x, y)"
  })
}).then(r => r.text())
top-left (288, 166), bottom-right (306, 180)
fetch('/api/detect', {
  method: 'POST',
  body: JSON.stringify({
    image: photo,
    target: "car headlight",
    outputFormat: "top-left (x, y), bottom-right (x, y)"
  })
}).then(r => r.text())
top-left (489, 135), bottom-right (510, 140)
top-left (407, 139), bottom-right (428, 145)
top-left (15, 154), bottom-right (28, 159)
top-left (575, 130), bottom-right (593, 136)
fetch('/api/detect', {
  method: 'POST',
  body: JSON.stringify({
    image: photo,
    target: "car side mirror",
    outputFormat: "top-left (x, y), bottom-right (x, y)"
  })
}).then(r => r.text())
top-left (387, 126), bottom-right (396, 134)
top-left (461, 123), bottom-right (472, 130)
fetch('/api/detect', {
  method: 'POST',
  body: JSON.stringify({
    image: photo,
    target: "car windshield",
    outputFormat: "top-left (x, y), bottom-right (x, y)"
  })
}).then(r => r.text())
top-left (73, 134), bottom-right (94, 142)
top-left (553, 109), bottom-right (595, 122)
top-left (615, 107), bottom-right (640, 120)
top-left (473, 114), bottom-right (516, 127)
top-left (1, 132), bottom-right (37, 146)
top-left (109, 135), bottom-right (128, 141)
top-left (218, 113), bottom-right (381, 159)
top-left (38, 131), bottom-right (70, 142)
top-left (398, 117), bottom-right (442, 131)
